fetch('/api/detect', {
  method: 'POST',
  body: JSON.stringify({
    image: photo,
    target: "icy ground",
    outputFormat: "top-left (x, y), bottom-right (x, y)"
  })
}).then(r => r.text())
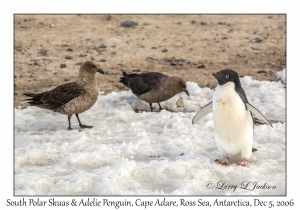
top-left (14, 73), bottom-right (286, 195)
top-left (277, 68), bottom-right (286, 84)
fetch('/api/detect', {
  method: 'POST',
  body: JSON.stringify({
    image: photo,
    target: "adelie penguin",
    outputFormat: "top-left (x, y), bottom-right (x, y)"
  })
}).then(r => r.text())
top-left (24, 61), bottom-right (105, 130)
top-left (192, 69), bottom-right (272, 166)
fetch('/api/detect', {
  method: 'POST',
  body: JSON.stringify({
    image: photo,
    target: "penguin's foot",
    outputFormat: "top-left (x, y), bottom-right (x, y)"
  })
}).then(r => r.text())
top-left (236, 158), bottom-right (248, 166)
top-left (252, 148), bottom-right (258, 152)
top-left (214, 156), bottom-right (230, 165)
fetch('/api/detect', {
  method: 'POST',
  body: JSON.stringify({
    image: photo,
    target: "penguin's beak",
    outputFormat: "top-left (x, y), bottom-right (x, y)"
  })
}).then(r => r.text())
top-left (212, 72), bottom-right (218, 77)
top-left (212, 71), bottom-right (222, 79)
top-left (97, 68), bottom-right (105, 74)
top-left (184, 89), bottom-right (190, 96)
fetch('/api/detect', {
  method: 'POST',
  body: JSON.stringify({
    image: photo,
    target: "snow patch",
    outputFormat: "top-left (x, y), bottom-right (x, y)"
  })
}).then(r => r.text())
top-left (15, 75), bottom-right (286, 195)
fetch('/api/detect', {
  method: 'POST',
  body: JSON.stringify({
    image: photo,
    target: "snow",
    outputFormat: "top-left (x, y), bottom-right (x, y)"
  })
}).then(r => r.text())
top-left (14, 76), bottom-right (285, 195)
top-left (277, 69), bottom-right (286, 84)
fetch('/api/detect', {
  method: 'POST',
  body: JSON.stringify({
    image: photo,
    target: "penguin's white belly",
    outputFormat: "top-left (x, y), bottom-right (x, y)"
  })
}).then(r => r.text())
top-left (213, 83), bottom-right (253, 158)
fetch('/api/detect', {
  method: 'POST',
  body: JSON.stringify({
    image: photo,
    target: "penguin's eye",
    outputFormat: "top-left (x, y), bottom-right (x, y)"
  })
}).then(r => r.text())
top-left (225, 75), bottom-right (229, 79)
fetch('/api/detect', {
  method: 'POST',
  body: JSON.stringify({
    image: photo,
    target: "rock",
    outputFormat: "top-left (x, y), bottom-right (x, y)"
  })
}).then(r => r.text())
top-left (66, 48), bottom-right (73, 52)
top-left (176, 97), bottom-right (184, 107)
top-left (146, 57), bottom-right (154, 62)
top-left (110, 45), bottom-right (116, 48)
top-left (39, 48), bottom-right (47, 56)
top-left (42, 58), bottom-right (52, 61)
top-left (65, 55), bottom-right (73, 59)
top-left (106, 15), bottom-right (112, 21)
top-left (99, 43), bottom-right (107, 48)
top-left (28, 60), bottom-right (39, 66)
top-left (75, 62), bottom-right (83, 65)
top-left (116, 84), bottom-right (125, 89)
top-left (191, 20), bottom-right (196, 24)
top-left (64, 78), bottom-right (70, 81)
top-left (99, 59), bottom-right (106, 62)
top-left (257, 70), bottom-right (268, 74)
top-left (162, 48), bottom-right (168, 52)
top-left (79, 53), bottom-right (87, 57)
top-left (165, 58), bottom-right (173, 62)
top-left (176, 58), bottom-right (186, 62)
top-left (121, 20), bottom-right (138, 27)
top-left (264, 34), bottom-right (269, 39)
top-left (60, 64), bottom-right (66, 68)
top-left (151, 47), bottom-right (157, 49)
top-left (197, 64), bottom-right (205, 68)
top-left (251, 37), bottom-right (262, 43)
top-left (50, 24), bottom-right (55, 28)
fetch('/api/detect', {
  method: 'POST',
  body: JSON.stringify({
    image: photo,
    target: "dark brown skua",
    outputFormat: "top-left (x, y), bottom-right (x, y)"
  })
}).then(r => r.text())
top-left (120, 71), bottom-right (189, 111)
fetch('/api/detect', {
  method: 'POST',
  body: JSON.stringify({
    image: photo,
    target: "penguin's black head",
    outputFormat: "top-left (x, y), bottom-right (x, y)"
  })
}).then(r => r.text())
top-left (212, 69), bottom-right (240, 86)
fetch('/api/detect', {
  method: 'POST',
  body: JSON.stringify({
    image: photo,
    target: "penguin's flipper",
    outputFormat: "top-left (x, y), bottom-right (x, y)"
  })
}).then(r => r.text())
top-left (192, 102), bottom-right (213, 124)
top-left (246, 103), bottom-right (273, 128)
